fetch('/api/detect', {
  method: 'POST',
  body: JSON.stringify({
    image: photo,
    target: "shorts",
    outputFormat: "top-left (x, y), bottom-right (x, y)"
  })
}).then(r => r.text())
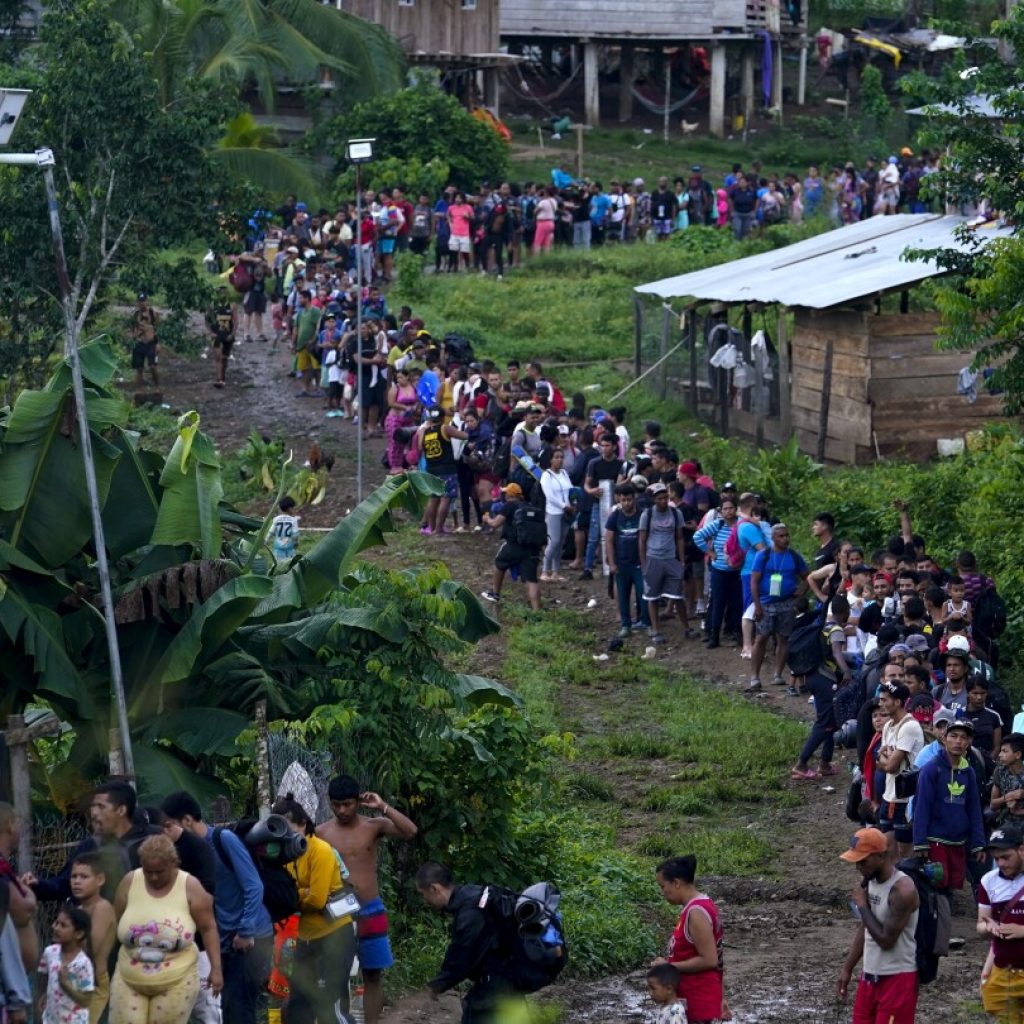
top-left (880, 190), bottom-right (899, 209)
top-left (756, 598), bottom-right (798, 638)
top-left (643, 557), bottom-right (685, 601)
top-left (379, 237), bottom-right (396, 255)
top-left (131, 340), bottom-right (157, 370)
top-left (653, 218), bottom-right (674, 236)
top-left (982, 964), bottom-right (1024, 1019)
top-left (427, 471), bottom-right (458, 499)
top-left (296, 349), bottom-right (320, 372)
top-left (926, 842), bottom-right (967, 891)
top-left (495, 541), bottom-right (540, 583)
top-left (741, 574), bottom-right (753, 609)
top-left (243, 290), bottom-right (267, 314)
top-left (878, 800), bottom-right (912, 845)
top-left (574, 509), bottom-right (591, 532)
top-left (449, 235), bottom-right (471, 254)
top-left (213, 337), bottom-right (234, 356)
top-left (328, 380), bottom-right (343, 401)
top-left (852, 971), bottom-right (917, 1024)
top-left (357, 897), bottom-right (395, 971)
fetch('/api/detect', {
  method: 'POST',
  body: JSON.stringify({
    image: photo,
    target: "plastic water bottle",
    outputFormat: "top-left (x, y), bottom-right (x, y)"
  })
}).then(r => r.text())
top-left (349, 987), bottom-right (365, 1024)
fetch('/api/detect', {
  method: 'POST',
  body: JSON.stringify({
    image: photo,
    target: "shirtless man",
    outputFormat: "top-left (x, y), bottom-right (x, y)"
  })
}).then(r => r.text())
top-left (316, 775), bottom-right (418, 1024)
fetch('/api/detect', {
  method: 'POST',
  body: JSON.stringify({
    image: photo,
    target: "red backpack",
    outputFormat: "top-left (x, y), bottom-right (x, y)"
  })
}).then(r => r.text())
top-left (723, 518), bottom-right (746, 569)
top-left (229, 261), bottom-right (254, 293)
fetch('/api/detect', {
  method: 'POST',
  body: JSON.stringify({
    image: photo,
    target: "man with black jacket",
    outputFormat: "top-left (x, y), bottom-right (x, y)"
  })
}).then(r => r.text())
top-left (23, 781), bottom-right (158, 903)
top-left (416, 862), bottom-right (521, 1024)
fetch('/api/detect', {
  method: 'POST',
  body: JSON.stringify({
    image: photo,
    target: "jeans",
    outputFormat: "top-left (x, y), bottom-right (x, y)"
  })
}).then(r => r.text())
top-left (732, 211), bottom-right (755, 240)
top-left (221, 935), bottom-right (273, 1024)
top-left (288, 924), bottom-right (357, 1024)
top-left (799, 671), bottom-right (837, 766)
top-left (544, 512), bottom-right (565, 573)
top-left (615, 565), bottom-right (649, 628)
top-left (572, 220), bottom-right (592, 250)
top-left (584, 509), bottom-right (602, 571)
top-left (708, 566), bottom-right (742, 641)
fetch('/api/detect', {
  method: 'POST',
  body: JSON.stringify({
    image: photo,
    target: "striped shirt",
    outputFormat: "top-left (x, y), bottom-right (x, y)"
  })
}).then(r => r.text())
top-left (694, 516), bottom-right (737, 572)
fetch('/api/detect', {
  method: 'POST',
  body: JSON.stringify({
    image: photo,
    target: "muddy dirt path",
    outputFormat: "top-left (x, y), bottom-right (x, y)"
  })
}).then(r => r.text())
top-left (146, 342), bottom-right (985, 1023)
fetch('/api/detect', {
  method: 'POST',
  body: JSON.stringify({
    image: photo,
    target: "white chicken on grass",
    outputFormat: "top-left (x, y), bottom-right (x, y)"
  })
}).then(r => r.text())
top-left (680, 119), bottom-right (700, 135)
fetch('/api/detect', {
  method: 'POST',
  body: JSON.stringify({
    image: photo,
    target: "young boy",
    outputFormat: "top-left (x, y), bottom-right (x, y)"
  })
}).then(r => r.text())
top-left (646, 964), bottom-right (688, 1024)
top-left (69, 852), bottom-right (115, 1024)
top-left (945, 575), bottom-right (973, 625)
top-left (991, 734), bottom-right (1024, 825)
top-left (271, 496), bottom-right (300, 562)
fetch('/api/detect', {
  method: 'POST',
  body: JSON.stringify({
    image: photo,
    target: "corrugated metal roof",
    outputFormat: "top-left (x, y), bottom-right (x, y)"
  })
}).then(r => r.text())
top-left (906, 95), bottom-right (1002, 118)
top-left (634, 214), bottom-right (1012, 309)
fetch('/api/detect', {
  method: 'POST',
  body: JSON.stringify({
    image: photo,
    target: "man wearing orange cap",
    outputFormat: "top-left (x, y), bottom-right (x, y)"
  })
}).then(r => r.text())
top-left (481, 483), bottom-right (544, 610)
top-left (837, 828), bottom-right (920, 1024)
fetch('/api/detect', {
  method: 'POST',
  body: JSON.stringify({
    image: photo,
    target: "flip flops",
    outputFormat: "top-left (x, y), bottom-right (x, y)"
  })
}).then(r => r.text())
top-left (790, 767), bottom-right (820, 781)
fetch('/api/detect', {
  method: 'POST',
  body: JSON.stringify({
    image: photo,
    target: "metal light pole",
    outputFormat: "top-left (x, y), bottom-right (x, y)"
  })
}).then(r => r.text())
top-left (0, 90), bottom-right (135, 780)
top-left (346, 138), bottom-right (375, 503)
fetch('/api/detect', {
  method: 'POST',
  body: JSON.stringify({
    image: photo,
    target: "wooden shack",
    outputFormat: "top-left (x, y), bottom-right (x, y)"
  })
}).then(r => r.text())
top-left (790, 308), bottom-right (1003, 463)
top-left (634, 214), bottom-right (1012, 465)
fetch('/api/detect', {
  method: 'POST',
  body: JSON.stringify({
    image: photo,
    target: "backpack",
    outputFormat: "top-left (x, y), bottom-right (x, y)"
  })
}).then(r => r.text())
top-left (479, 883), bottom-right (568, 993)
top-left (723, 520), bottom-right (746, 570)
top-left (491, 436), bottom-right (512, 480)
top-left (229, 261), bottom-right (254, 293)
top-left (976, 584), bottom-right (1007, 639)
top-left (512, 504), bottom-right (547, 549)
top-left (786, 604), bottom-right (829, 676)
top-left (213, 820), bottom-right (300, 924)
top-left (895, 858), bottom-right (951, 984)
top-left (443, 333), bottom-right (475, 368)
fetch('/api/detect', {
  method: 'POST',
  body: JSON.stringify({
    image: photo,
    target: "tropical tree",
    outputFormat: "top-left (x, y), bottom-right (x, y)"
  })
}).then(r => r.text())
top-left (903, 9), bottom-right (1024, 412)
top-left (0, 337), bottom-right (507, 806)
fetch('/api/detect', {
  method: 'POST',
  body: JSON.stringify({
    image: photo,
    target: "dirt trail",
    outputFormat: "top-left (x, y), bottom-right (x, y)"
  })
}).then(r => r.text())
top-left (143, 343), bottom-right (986, 1023)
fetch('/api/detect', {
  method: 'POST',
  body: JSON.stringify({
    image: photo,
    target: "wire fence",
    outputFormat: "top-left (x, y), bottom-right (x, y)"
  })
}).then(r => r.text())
top-left (268, 732), bottom-right (335, 826)
top-left (635, 295), bottom-right (785, 448)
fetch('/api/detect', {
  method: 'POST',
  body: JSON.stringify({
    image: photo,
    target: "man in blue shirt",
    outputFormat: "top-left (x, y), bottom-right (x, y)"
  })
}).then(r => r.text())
top-left (749, 523), bottom-right (808, 688)
top-left (737, 492), bottom-right (770, 658)
top-left (589, 182), bottom-right (612, 246)
top-left (162, 792), bottom-right (273, 1024)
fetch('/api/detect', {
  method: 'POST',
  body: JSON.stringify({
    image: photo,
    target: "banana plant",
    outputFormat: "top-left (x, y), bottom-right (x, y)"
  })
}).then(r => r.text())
top-left (0, 337), bottom-right (503, 804)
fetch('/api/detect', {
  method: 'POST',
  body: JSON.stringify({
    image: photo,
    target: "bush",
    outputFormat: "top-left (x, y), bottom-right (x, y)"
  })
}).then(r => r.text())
top-left (323, 75), bottom-right (509, 193)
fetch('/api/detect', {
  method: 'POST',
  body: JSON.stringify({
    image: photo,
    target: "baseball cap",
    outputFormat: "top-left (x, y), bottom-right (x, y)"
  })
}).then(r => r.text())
top-left (324, 313), bottom-right (337, 321)
top-left (888, 643), bottom-right (911, 658)
top-left (427, 407), bottom-right (443, 421)
top-left (501, 482), bottom-right (523, 499)
top-left (840, 828), bottom-right (888, 862)
top-left (137, 292), bottom-right (148, 300)
top-left (557, 424), bottom-right (570, 435)
top-left (947, 634), bottom-right (971, 655)
top-left (909, 697), bottom-right (934, 726)
top-left (287, 246), bottom-right (299, 254)
top-left (947, 717), bottom-right (975, 735)
top-left (679, 461), bottom-right (699, 477)
top-left (932, 707), bottom-right (956, 729)
top-left (649, 481), bottom-right (668, 495)
top-left (296, 202), bottom-right (307, 211)
top-left (905, 633), bottom-right (930, 654)
top-left (988, 826), bottom-right (1024, 850)
top-left (630, 475), bottom-right (649, 490)
top-left (691, 164), bottom-right (702, 172)
top-left (633, 177), bottom-right (645, 187)
top-left (901, 146), bottom-right (914, 157)
top-left (721, 481), bottom-right (738, 492)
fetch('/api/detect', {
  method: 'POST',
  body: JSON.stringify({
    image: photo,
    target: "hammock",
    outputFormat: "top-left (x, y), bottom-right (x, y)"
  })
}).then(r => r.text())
top-left (503, 62), bottom-right (582, 106)
top-left (630, 81), bottom-right (707, 115)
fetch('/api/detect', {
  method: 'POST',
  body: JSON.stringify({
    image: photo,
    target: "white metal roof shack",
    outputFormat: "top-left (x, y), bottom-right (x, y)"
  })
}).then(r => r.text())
top-left (634, 214), bottom-right (1014, 309)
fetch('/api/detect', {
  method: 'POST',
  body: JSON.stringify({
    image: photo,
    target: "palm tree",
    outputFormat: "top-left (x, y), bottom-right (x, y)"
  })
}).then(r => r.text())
top-left (114, 0), bottom-right (406, 197)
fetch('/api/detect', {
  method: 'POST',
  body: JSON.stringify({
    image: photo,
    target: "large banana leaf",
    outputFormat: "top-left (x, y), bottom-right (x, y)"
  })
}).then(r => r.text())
top-left (139, 707), bottom-right (250, 757)
top-left (252, 471), bottom-right (441, 619)
top-left (438, 580), bottom-right (500, 642)
top-left (102, 430), bottom-right (161, 557)
top-left (150, 573), bottom-right (274, 687)
top-left (133, 743), bottom-right (228, 805)
top-left (452, 674), bottom-right (521, 709)
top-left (151, 412), bottom-right (224, 558)
top-left (0, 387), bottom-right (123, 566)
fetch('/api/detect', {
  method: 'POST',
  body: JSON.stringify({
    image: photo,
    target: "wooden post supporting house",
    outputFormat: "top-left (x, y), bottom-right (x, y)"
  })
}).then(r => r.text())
top-left (709, 44), bottom-right (727, 137)
top-left (583, 40), bottom-right (600, 126)
top-left (741, 45), bottom-right (754, 134)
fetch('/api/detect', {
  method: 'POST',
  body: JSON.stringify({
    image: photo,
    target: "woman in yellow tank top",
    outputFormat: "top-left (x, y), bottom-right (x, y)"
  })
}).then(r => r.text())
top-left (110, 836), bottom-right (222, 1024)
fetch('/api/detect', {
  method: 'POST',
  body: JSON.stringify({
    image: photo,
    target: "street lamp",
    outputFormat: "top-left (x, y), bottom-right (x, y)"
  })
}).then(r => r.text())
top-left (346, 137), bottom-right (375, 503)
top-left (0, 88), bottom-right (135, 781)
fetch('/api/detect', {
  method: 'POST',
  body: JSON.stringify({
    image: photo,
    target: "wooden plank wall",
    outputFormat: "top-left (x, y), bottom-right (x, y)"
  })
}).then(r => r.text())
top-left (343, 0), bottom-right (499, 56)
top-left (499, 0), bottom-right (739, 37)
top-left (791, 308), bottom-right (874, 463)
top-left (868, 312), bottom-right (1004, 455)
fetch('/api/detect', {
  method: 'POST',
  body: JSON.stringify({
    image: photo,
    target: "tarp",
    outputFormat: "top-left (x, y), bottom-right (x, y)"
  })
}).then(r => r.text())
top-left (634, 214), bottom-right (1013, 309)
top-left (906, 94), bottom-right (1005, 118)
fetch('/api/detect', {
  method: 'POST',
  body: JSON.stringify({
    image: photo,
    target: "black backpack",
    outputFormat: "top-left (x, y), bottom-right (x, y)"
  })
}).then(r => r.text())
top-left (512, 504), bottom-right (547, 549)
top-left (213, 822), bottom-right (300, 924)
top-left (896, 858), bottom-right (951, 984)
top-left (443, 333), bottom-right (475, 368)
top-left (480, 883), bottom-right (567, 993)
top-left (786, 604), bottom-right (829, 676)
top-left (976, 585), bottom-right (1007, 639)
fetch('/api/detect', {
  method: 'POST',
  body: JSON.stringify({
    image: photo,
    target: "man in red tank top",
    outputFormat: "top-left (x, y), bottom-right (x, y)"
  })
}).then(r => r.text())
top-left (653, 855), bottom-right (725, 1023)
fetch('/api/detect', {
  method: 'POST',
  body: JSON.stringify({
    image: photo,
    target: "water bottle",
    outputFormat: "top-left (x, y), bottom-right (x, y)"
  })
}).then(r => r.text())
top-left (349, 956), bottom-right (365, 1024)
top-left (921, 860), bottom-right (945, 888)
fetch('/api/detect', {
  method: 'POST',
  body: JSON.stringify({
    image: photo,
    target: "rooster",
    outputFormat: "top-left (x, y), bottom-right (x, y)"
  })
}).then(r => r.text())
top-left (680, 119), bottom-right (700, 135)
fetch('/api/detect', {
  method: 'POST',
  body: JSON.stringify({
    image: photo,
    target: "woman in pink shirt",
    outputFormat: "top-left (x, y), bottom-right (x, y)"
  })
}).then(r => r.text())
top-left (446, 192), bottom-right (474, 272)
top-left (533, 187), bottom-right (559, 254)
